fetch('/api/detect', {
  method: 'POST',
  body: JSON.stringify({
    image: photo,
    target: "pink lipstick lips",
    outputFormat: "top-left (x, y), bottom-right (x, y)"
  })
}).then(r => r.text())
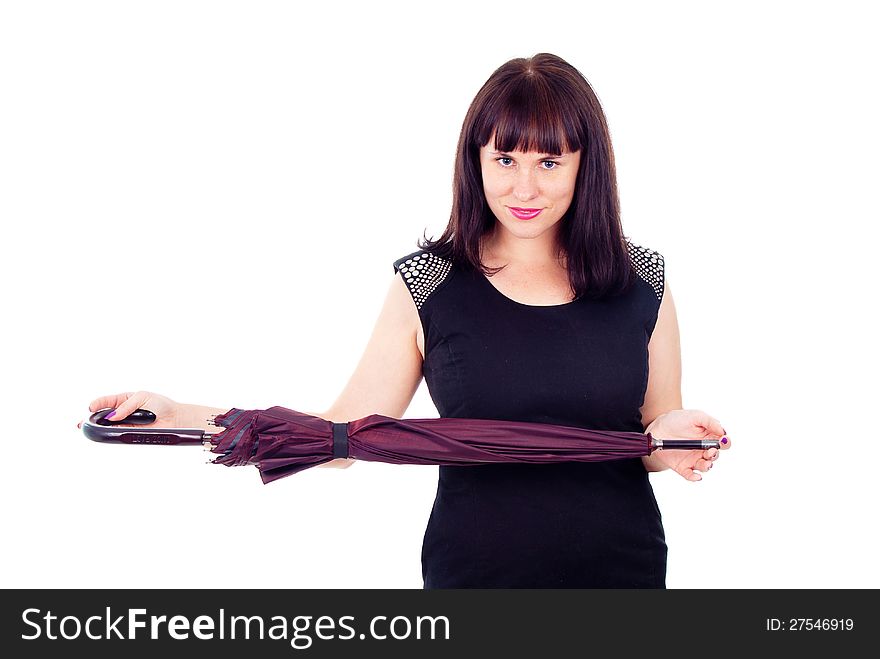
top-left (508, 207), bottom-right (543, 220)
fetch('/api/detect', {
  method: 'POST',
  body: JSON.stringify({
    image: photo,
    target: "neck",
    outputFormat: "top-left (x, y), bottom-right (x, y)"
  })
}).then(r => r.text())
top-left (482, 225), bottom-right (566, 269)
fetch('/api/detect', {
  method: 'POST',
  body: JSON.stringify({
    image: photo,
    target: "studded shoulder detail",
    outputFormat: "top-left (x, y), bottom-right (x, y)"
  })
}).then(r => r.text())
top-left (625, 239), bottom-right (665, 302)
top-left (392, 250), bottom-right (454, 310)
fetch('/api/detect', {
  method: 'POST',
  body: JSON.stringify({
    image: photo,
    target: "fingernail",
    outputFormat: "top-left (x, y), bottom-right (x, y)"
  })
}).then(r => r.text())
top-left (721, 437), bottom-right (728, 444)
top-left (104, 409), bottom-right (117, 420)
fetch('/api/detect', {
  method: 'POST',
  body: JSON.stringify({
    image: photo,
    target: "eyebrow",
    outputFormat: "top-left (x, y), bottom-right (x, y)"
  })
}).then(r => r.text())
top-left (490, 150), bottom-right (567, 158)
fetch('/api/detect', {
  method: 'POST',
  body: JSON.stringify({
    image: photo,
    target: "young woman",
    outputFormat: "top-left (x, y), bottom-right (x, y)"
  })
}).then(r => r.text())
top-left (79, 53), bottom-right (730, 588)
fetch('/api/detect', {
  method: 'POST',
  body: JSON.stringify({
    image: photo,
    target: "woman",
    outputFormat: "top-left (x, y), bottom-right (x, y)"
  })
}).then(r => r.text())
top-left (79, 53), bottom-right (730, 588)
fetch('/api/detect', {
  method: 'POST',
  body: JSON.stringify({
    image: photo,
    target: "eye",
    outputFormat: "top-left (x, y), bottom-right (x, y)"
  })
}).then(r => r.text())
top-left (496, 157), bottom-right (514, 167)
top-left (541, 160), bottom-right (560, 170)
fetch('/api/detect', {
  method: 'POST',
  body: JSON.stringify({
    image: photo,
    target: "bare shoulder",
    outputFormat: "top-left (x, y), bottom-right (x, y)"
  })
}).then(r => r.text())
top-left (387, 268), bottom-right (423, 352)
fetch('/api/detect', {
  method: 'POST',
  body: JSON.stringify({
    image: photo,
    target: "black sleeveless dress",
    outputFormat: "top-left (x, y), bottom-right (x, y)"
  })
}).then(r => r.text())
top-left (392, 239), bottom-right (668, 588)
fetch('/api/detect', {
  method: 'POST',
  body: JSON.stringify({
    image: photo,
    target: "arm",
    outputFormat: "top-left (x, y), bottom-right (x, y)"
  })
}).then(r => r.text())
top-left (639, 280), bottom-right (683, 473)
top-left (181, 274), bottom-right (422, 467)
top-left (314, 272), bottom-right (424, 467)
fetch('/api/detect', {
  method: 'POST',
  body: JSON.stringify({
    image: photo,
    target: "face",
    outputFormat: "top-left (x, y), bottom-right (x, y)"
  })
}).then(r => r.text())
top-left (478, 136), bottom-right (581, 246)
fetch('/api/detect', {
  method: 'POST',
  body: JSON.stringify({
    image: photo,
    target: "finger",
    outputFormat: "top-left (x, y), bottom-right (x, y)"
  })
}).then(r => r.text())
top-left (107, 391), bottom-right (150, 421)
top-left (88, 393), bottom-right (135, 414)
top-left (690, 410), bottom-right (731, 449)
top-left (703, 448), bottom-right (719, 461)
top-left (690, 409), bottom-right (726, 439)
top-left (106, 391), bottom-right (150, 422)
top-left (693, 458), bottom-right (713, 472)
top-left (678, 465), bottom-right (702, 482)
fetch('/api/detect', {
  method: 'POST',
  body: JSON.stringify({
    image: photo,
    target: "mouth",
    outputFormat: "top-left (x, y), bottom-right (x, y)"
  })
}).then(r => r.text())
top-left (507, 207), bottom-right (543, 220)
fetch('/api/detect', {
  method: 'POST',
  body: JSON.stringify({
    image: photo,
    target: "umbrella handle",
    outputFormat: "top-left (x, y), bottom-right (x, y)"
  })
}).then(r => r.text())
top-left (81, 408), bottom-right (212, 445)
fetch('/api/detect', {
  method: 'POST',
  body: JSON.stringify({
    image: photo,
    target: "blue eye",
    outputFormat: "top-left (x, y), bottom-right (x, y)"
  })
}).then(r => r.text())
top-left (541, 161), bottom-right (559, 170)
top-left (497, 157), bottom-right (514, 167)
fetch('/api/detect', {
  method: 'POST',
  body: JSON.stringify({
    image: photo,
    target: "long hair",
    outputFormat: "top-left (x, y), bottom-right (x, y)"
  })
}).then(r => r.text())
top-left (417, 53), bottom-right (635, 300)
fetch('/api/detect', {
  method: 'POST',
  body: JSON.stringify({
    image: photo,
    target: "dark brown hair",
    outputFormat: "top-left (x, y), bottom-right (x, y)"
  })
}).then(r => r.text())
top-left (417, 52), bottom-right (635, 300)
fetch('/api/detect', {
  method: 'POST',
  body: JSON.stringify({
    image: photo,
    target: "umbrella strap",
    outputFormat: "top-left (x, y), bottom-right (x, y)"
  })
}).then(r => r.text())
top-left (332, 422), bottom-right (349, 458)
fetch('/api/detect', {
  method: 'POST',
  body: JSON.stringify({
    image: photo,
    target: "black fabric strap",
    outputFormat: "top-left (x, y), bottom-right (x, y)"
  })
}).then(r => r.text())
top-left (332, 422), bottom-right (349, 459)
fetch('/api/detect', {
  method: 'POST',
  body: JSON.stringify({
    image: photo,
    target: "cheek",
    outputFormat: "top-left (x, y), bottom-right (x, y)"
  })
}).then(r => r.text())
top-left (482, 172), bottom-right (510, 199)
top-left (548, 176), bottom-right (578, 202)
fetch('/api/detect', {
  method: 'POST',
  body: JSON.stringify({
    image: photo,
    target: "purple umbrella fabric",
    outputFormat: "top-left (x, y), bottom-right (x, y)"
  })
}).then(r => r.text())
top-left (207, 406), bottom-right (717, 485)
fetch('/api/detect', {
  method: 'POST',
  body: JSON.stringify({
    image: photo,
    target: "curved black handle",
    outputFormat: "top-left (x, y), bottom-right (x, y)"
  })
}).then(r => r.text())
top-left (82, 408), bottom-right (206, 445)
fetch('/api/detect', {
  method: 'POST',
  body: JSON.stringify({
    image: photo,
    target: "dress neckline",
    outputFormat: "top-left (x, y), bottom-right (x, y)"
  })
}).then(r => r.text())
top-left (477, 270), bottom-right (580, 309)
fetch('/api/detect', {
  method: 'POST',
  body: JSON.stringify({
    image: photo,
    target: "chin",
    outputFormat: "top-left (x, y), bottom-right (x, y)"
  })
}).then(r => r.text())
top-left (502, 218), bottom-right (551, 234)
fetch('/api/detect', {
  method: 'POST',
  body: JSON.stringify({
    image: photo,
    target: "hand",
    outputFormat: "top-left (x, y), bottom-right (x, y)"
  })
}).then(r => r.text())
top-left (76, 390), bottom-right (196, 430)
top-left (644, 409), bottom-right (731, 481)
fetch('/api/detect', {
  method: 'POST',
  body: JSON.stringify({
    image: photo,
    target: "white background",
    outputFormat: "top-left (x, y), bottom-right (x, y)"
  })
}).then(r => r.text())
top-left (1, 0), bottom-right (877, 589)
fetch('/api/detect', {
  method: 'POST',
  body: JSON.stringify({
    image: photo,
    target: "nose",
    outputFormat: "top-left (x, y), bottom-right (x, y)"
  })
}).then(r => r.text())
top-left (512, 168), bottom-right (539, 203)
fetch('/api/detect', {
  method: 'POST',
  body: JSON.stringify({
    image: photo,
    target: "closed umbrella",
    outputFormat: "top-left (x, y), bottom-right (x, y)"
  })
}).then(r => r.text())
top-left (83, 406), bottom-right (718, 485)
